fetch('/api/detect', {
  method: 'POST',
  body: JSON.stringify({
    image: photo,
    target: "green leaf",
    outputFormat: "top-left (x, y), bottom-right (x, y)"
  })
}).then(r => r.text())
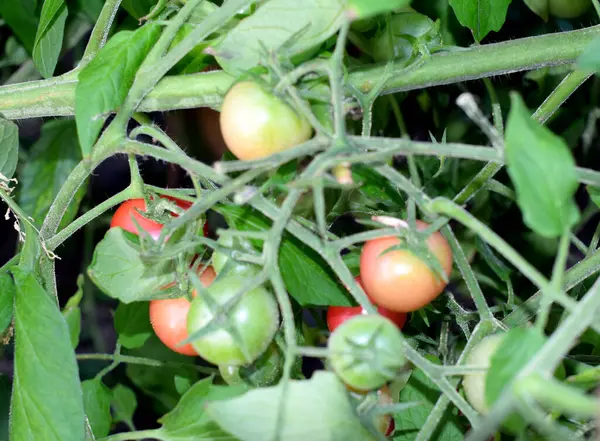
top-left (62, 276), bottom-right (83, 349)
top-left (217, 205), bottom-right (353, 306)
top-left (0, 272), bottom-right (15, 335)
top-left (523, 0), bottom-right (549, 21)
top-left (125, 335), bottom-right (199, 414)
top-left (207, 371), bottom-right (371, 441)
top-left (63, 305), bottom-right (81, 349)
top-left (18, 120), bottom-right (84, 228)
top-left (75, 23), bottom-right (161, 156)
top-left (9, 266), bottom-right (85, 441)
top-left (395, 362), bottom-right (463, 441)
top-left (485, 328), bottom-right (546, 433)
top-left (111, 384), bottom-right (138, 427)
top-left (82, 379), bottom-right (112, 439)
top-left (346, 0), bottom-right (411, 20)
top-left (578, 36), bottom-right (600, 73)
top-left (32, 0), bottom-right (67, 78)
top-left (505, 93), bottom-right (580, 238)
top-left (0, 0), bottom-right (39, 52)
top-left (156, 376), bottom-right (247, 440)
top-left (215, 0), bottom-right (346, 75)
top-left (114, 301), bottom-right (153, 349)
top-left (88, 228), bottom-right (176, 303)
top-left (0, 118), bottom-right (19, 180)
top-left (449, 0), bottom-right (512, 41)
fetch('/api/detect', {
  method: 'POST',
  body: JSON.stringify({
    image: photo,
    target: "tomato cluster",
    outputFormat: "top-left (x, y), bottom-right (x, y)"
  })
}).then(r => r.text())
top-left (111, 198), bottom-right (281, 384)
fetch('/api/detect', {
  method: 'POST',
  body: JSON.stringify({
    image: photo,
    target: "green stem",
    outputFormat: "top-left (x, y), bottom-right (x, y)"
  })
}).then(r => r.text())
top-left (76, 353), bottom-right (216, 374)
top-left (2, 26), bottom-right (598, 119)
top-left (81, 0), bottom-right (123, 63)
top-left (536, 230), bottom-right (570, 332)
top-left (330, 20), bottom-right (350, 137)
top-left (532, 70), bottom-right (592, 124)
top-left (45, 187), bottom-right (137, 250)
top-left (350, 25), bottom-right (600, 95)
top-left (98, 429), bottom-right (158, 441)
top-left (517, 374), bottom-right (600, 419)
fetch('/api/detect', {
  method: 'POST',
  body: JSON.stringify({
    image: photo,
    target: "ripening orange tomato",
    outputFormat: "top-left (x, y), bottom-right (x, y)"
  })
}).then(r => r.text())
top-left (149, 266), bottom-right (217, 356)
top-left (359, 220), bottom-right (452, 312)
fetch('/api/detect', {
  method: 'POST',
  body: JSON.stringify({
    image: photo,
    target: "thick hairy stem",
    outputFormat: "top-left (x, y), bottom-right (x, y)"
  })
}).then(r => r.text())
top-left (0, 26), bottom-right (598, 119)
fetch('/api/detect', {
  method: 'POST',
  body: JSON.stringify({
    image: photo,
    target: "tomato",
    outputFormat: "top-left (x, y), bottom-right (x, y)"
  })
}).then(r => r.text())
top-left (328, 315), bottom-right (406, 391)
top-left (219, 81), bottom-right (312, 161)
top-left (327, 276), bottom-right (407, 332)
top-left (219, 343), bottom-right (283, 387)
top-left (212, 233), bottom-right (260, 276)
top-left (359, 220), bottom-right (453, 313)
top-left (187, 275), bottom-right (280, 365)
top-left (111, 196), bottom-right (198, 240)
top-left (548, 0), bottom-right (590, 18)
top-left (462, 334), bottom-right (505, 414)
top-left (111, 199), bottom-right (164, 240)
top-left (149, 266), bottom-right (216, 356)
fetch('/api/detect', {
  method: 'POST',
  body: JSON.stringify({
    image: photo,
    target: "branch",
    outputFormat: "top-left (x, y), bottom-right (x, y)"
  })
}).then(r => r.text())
top-left (0, 25), bottom-right (598, 119)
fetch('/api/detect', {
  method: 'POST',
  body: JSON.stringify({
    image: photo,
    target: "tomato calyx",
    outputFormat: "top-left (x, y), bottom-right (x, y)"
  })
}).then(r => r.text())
top-left (328, 315), bottom-right (407, 391)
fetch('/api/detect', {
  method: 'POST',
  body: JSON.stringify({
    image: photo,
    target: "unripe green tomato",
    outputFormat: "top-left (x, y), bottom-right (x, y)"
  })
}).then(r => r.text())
top-left (548, 0), bottom-right (590, 18)
top-left (328, 315), bottom-right (406, 391)
top-left (219, 81), bottom-right (312, 161)
top-left (462, 334), bottom-right (505, 414)
top-left (212, 234), bottom-right (260, 276)
top-left (187, 275), bottom-right (280, 366)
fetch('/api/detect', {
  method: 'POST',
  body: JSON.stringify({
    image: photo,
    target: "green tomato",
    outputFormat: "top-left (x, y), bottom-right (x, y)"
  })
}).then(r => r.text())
top-left (212, 233), bottom-right (260, 277)
top-left (328, 315), bottom-right (406, 391)
top-left (463, 333), bottom-right (567, 415)
top-left (220, 81), bottom-right (312, 161)
top-left (549, 0), bottom-right (590, 18)
top-left (219, 343), bottom-right (283, 387)
top-left (187, 275), bottom-right (280, 366)
top-left (462, 334), bottom-right (505, 414)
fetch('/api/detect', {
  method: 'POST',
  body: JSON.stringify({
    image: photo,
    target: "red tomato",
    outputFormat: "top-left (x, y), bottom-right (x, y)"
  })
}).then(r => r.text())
top-left (110, 199), bottom-right (164, 240)
top-left (111, 197), bottom-right (207, 240)
top-left (150, 266), bottom-right (217, 356)
top-left (327, 277), bottom-right (407, 332)
top-left (359, 220), bottom-right (453, 312)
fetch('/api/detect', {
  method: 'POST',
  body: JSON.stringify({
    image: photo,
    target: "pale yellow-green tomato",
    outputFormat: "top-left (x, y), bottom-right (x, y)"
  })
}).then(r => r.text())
top-left (219, 81), bottom-right (312, 161)
top-left (462, 334), bottom-right (505, 414)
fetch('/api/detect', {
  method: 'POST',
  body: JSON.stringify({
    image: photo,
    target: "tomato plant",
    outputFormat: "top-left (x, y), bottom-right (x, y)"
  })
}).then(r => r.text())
top-left (359, 220), bottom-right (453, 312)
top-left (149, 265), bottom-right (216, 356)
top-left (187, 275), bottom-right (280, 365)
top-left (219, 81), bottom-right (312, 160)
top-left (2, 1), bottom-right (600, 440)
top-left (327, 276), bottom-right (407, 332)
top-left (328, 315), bottom-right (406, 391)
